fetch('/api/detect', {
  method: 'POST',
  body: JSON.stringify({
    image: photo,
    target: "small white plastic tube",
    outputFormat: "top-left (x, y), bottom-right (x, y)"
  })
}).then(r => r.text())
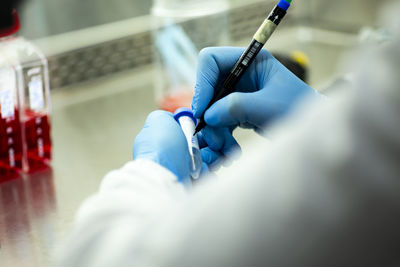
top-left (174, 107), bottom-right (202, 179)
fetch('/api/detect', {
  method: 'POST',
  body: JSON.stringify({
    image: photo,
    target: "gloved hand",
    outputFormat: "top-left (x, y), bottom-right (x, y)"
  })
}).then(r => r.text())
top-left (192, 47), bottom-right (321, 132)
top-left (192, 47), bottom-right (322, 168)
top-left (197, 126), bottom-right (240, 171)
top-left (133, 110), bottom-right (191, 183)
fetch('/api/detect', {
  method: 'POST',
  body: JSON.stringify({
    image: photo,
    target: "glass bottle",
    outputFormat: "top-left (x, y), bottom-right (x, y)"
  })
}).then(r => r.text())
top-left (0, 10), bottom-right (23, 181)
top-left (151, 0), bottom-right (230, 112)
top-left (0, 51), bottom-right (22, 181)
top-left (0, 10), bottom-right (52, 175)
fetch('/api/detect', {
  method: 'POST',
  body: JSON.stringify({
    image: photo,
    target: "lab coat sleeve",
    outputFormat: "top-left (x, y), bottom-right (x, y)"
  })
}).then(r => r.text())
top-left (55, 12), bottom-right (400, 267)
top-left (54, 159), bottom-right (189, 267)
top-left (74, 159), bottom-right (187, 227)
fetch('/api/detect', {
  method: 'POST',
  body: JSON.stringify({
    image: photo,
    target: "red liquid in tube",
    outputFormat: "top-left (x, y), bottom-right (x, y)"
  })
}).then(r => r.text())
top-left (0, 109), bottom-right (23, 181)
top-left (158, 90), bottom-right (193, 113)
top-left (23, 109), bottom-right (51, 173)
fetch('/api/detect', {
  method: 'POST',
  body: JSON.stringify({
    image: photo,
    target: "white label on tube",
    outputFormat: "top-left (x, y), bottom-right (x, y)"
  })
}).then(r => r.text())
top-left (178, 116), bottom-right (200, 151)
top-left (29, 75), bottom-right (44, 110)
top-left (0, 69), bottom-right (16, 118)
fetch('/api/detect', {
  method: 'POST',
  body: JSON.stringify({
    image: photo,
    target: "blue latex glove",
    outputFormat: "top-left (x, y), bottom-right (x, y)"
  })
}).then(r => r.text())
top-left (192, 47), bottom-right (322, 167)
top-left (192, 47), bottom-right (321, 131)
top-left (197, 126), bottom-right (240, 171)
top-left (133, 110), bottom-right (191, 183)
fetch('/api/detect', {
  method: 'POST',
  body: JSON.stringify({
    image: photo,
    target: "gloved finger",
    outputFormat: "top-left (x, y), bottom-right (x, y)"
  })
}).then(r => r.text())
top-left (196, 131), bottom-right (208, 149)
top-left (221, 127), bottom-right (241, 157)
top-left (198, 126), bottom-right (240, 157)
top-left (134, 111), bottom-right (177, 158)
top-left (192, 47), bottom-right (250, 118)
top-left (204, 90), bottom-right (270, 129)
top-left (145, 110), bottom-right (174, 126)
top-left (203, 150), bottom-right (232, 168)
top-left (218, 128), bottom-right (241, 167)
top-left (133, 110), bottom-right (191, 182)
top-left (228, 125), bottom-right (237, 133)
top-left (192, 48), bottom-right (276, 119)
top-left (200, 162), bottom-right (210, 175)
top-left (199, 126), bottom-right (226, 151)
top-left (201, 147), bottom-right (223, 167)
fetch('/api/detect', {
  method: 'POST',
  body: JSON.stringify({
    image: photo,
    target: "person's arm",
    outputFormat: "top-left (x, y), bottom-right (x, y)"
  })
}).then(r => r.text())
top-left (55, 36), bottom-right (400, 267)
top-left (54, 159), bottom-right (189, 267)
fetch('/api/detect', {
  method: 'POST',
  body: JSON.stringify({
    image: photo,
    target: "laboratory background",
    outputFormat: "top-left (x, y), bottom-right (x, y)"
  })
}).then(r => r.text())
top-left (0, 0), bottom-right (393, 266)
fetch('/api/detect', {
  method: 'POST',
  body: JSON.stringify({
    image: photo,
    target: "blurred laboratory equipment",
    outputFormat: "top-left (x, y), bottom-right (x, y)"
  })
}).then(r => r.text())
top-left (151, 0), bottom-right (230, 112)
top-left (273, 51), bottom-right (309, 83)
top-left (174, 107), bottom-right (202, 180)
top-left (0, 9), bottom-right (52, 181)
top-left (18, 0), bottom-right (153, 39)
top-left (358, 27), bottom-right (392, 44)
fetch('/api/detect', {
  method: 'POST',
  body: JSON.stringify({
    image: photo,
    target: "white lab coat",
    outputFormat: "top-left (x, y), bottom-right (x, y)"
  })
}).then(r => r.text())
top-left (55, 4), bottom-right (400, 267)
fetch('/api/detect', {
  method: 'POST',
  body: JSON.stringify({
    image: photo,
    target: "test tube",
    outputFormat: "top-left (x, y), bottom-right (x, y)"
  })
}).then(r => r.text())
top-left (174, 107), bottom-right (202, 179)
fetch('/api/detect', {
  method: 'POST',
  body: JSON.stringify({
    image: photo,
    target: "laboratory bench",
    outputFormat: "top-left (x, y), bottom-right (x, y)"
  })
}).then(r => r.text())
top-left (0, 67), bottom-right (158, 267)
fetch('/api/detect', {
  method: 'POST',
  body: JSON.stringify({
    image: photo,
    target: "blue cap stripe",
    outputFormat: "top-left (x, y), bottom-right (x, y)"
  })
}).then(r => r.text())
top-left (174, 107), bottom-right (197, 125)
top-left (277, 0), bottom-right (290, 11)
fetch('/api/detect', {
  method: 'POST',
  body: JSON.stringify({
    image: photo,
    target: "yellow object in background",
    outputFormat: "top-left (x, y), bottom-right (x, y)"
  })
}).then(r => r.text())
top-left (291, 50), bottom-right (310, 68)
